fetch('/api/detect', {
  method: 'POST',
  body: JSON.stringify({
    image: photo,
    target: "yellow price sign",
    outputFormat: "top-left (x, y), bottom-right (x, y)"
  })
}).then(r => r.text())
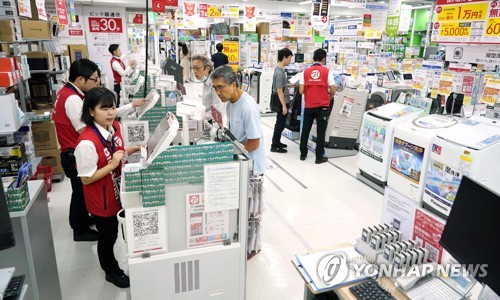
top-left (485, 17), bottom-right (500, 37)
top-left (208, 5), bottom-right (222, 17)
top-left (365, 28), bottom-right (381, 39)
top-left (436, 2), bottom-right (488, 22)
top-left (439, 22), bottom-right (471, 37)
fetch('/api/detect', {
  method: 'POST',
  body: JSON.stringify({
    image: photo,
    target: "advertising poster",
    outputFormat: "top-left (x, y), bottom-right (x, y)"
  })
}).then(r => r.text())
top-left (18, 0), bottom-right (32, 18)
top-left (83, 7), bottom-right (128, 90)
top-left (390, 137), bottom-right (425, 184)
top-left (311, 0), bottom-right (330, 31)
top-left (125, 206), bottom-right (167, 257)
top-left (381, 187), bottom-right (416, 241)
top-left (479, 78), bottom-right (500, 105)
top-left (55, 0), bottom-right (68, 25)
top-left (365, 3), bottom-right (388, 36)
top-left (339, 96), bottom-right (355, 117)
top-left (243, 5), bottom-right (256, 32)
top-left (199, 3), bottom-right (207, 18)
top-left (386, 0), bottom-right (402, 37)
top-left (222, 41), bottom-right (240, 72)
top-left (182, 1), bottom-right (197, 29)
top-left (413, 208), bottom-right (446, 263)
top-left (186, 193), bottom-right (229, 248)
top-left (360, 119), bottom-right (387, 162)
top-left (432, 0), bottom-right (500, 44)
top-left (438, 72), bottom-right (453, 97)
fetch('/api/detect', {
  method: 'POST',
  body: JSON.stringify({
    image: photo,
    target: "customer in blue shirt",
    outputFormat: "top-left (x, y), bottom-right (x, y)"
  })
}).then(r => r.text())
top-left (211, 66), bottom-right (267, 175)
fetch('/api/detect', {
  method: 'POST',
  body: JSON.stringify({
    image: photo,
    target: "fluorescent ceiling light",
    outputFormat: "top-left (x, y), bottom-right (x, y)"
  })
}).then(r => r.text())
top-left (299, 0), bottom-right (312, 5)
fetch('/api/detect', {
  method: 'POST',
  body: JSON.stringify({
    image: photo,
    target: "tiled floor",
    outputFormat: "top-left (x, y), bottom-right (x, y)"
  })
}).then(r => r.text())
top-left (47, 115), bottom-right (383, 299)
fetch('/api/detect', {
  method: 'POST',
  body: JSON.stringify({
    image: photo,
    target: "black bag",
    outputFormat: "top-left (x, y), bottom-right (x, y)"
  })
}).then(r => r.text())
top-left (270, 92), bottom-right (281, 112)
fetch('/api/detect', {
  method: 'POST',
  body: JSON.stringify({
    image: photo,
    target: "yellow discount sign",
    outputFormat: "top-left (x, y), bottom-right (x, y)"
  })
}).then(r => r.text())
top-left (486, 17), bottom-right (500, 37)
top-left (436, 2), bottom-right (488, 22)
top-left (364, 28), bottom-right (381, 39)
top-left (222, 41), bottom-right (239, 72)
top-left (439, 22), bottom-right (471, 38)
top-left (208, 5), bottom-right (222, 17)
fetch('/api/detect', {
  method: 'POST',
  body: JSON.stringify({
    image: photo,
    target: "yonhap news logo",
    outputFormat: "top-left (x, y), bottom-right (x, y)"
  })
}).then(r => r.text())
top-left (317, 253), bottom-right (349, 287)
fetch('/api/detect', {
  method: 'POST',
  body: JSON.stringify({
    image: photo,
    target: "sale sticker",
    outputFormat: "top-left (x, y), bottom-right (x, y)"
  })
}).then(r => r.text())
top-left (207, 5), bottom-right (221, 17)
top-left (436, 2), bottom-right (488, 22)
top-left (88, 17), bottom-right (123, 33)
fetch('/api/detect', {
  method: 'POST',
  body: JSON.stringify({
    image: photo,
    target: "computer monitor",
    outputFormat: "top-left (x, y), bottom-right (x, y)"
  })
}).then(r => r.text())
top-left (439, 176), bottom-right (500, 295)
top-left (403, 73), bottom-right (413, 81)
top-left (163, 58), bottom-right (184, 85)
top-left (0, 181), bottom-right (15, 250)
top-left (295, 53), bottom-right (304, 63)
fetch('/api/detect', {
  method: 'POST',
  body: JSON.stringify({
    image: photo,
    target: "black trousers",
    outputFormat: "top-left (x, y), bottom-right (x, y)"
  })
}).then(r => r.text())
top-left (114, 84), bottom-right (121, 107)
top-left (60, 151), bottom-right (89, 233)
top-left (271, 105), bottom-right (288, 148)
top-left (93, 215), bottom-right (121, 274)
top-left (300, 107), bottom-right (329, 160)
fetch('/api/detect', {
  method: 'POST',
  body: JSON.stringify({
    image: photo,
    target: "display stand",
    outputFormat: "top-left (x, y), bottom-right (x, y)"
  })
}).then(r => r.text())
top-left (0, 181), bottom-right (62, 300)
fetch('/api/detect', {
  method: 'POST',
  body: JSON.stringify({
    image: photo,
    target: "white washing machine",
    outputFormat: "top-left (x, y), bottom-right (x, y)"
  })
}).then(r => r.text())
top-left (248, 69), bottom-right (273, 113)
top-left (388, 115), bottom-right (459, 204)
top-left (358, 103), bottom-right (425, 186)
top-left (423, 119), bottom-right (500, 218)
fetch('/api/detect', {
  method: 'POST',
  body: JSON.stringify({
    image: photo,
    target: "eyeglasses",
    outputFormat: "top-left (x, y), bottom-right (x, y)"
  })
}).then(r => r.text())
top-left (213, 84), bottom-right (228, 92)
top-left (192, 66), bottom-right (205, 71)
top-left (86, 77), bottom-right (100, 82)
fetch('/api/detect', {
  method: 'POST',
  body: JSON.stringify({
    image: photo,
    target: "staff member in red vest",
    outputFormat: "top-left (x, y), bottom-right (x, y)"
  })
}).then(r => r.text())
top-left (299, 49), bottom-right (336, 164)
top-left (75, 87), bottom-right (139, 288)
top-left (109, 44), bottom-right (137, 107)
top-left (53, 59), bottom-right (145, 242)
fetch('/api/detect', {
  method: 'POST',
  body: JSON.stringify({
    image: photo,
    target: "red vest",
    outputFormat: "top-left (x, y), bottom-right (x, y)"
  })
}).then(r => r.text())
top-left (303, 64), bottom-right (330, 108)
top-left (111, 57), bottom-right (126, 84)
top-left (52, 83), bottom-right (84, 151)
top-left (78, 121), bottom-right (125, 217)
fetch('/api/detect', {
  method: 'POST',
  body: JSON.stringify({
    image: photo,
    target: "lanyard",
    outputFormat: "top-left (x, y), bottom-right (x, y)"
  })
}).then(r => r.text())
top-left (91, 125), bottom-right (116, 154)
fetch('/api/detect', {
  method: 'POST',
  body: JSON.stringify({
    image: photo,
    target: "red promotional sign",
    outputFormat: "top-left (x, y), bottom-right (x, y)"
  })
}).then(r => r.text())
top-left (435, 0), bottom-right (484, 5)
top-left (152, 0), bottom-right (164, 13)
top-left (164, 0), bottom-right (178, 7)
top-left (88, 17), bottom-right (123, 33)
top-left (133, 13), bottom-right (143, 24)
top-left (412, 208), bottom-right (446, 264)
top-left (69, 29), bottom-right (83, 36)
top-left (199, 3), bottom-right (208, 18)
top-left (56, 0), bottom-right (69, 25)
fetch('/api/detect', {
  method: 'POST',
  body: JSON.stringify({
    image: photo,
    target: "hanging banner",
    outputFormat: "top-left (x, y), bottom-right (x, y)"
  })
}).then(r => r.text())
top-left (398, 4), bottom-right (412, 34)
top-left (311, 0), bottom-right (330, 31)
top-left (332, 0), bottom-right (366, 8)
top-left (446, 45), bottom-right (500, 65)
top-left (432, 0), bottom-right (500, 44)
top-left (83, 6), bottom-right (127, 92)
top-left (36, 0), bottom-right (48, 20)
top-left (55, 0), bottom-right (68, 25)
top-left (69, 0), bottom-right (76, 23)
top-left (199, 3), bottom-right (208, 18)
top-left (183, 1), bottom-right (197, 28)
top-left (243, 5), bottom-right (256, 32)
top-left (386, 0), bottom-right (402, 37)
top-left (207, 4), bottom-right (222, 18)
top-left (152, 0), bottom-right (164, 13)
top-left (222, 5), bottom-right (239, 18)
top-left (222, 41), bottom-right (239, 72)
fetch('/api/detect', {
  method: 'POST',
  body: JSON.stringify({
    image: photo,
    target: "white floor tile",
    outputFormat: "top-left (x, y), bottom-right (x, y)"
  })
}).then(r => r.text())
top-left (45, 115), bottom-right (382, 300)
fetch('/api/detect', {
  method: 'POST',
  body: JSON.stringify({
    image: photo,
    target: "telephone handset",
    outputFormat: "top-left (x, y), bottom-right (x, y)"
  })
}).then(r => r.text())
top-left (395, 262), bottom-right (438, 291)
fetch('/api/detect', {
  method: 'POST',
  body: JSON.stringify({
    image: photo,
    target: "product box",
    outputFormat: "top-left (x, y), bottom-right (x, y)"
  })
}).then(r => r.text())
top-left (35, 148), bottom-right (62, 174)
top-left (0, 72), bottom-right (15, 87)
top-left (67, 44), bottom-right (88, 63)
top-left (0, 156), bottom-right (27, 177)
top-left (31, 121), bottom-right (58, 150)
top-left (20, 20), bottom-right (51, 39)
top-left (0, 58), bottom-right (15, 72)
top-left (28, 75), bottom-right (53, 98)
top-left (25, 51), bottom-right (55, 70)
top-left (0, 143), bottom-right (26, 159)
top-left (0, 94), bottom-right (20, 132)
top-left (0, 25), bottom-right (16, 35)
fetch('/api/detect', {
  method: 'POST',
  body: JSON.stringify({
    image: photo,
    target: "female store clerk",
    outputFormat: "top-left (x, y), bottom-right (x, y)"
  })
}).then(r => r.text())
top-left (74, 87), bottom-right (140, 288)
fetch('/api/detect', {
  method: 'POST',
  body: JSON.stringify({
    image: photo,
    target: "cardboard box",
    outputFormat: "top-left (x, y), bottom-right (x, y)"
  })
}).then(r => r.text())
top-left (0, 72), bottom-right (14, 87)
top-left (0, 34), bottom-right (19, 42)
top-left (31, 121), bottom-right (58, 150)
top-left (35, 148), bottom-right (62, 174)
top-left (67, 44), bottom-right (88, 63)
top-left (20, 20), bottom-right (51, 39)
top-left (0, 25), bottom-right (15, 35)
top-left (0, 58), bottom-right (15, 72)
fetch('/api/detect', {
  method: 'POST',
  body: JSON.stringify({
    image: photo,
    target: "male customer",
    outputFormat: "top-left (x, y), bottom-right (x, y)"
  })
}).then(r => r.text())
top-left (211, 43), bottom-right (229, 70)
top-left (299, 49), bottom-right (335, 164)
top-left (270, 48), bottom-right (293, 153)
top-left (108, 44), bottom-right (137, 107)
top-left (53, 59), bottom-right (146, 241)
top-left (211, 66), bottom-right (266, 175)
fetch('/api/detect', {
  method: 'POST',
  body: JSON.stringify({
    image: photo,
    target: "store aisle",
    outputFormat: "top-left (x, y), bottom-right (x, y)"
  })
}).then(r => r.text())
top-left (46, 116), bottom-right (383, 300)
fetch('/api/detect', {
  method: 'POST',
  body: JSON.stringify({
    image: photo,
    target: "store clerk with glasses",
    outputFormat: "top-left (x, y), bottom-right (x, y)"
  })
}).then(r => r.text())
top-left (191, 54), bottom-right (226, 122)
top-left (53, 59), bottom-right (146, 243)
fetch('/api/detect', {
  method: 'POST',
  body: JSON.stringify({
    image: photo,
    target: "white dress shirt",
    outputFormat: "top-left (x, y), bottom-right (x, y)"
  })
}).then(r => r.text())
top-left (75, 122), bottom-right (116, 177)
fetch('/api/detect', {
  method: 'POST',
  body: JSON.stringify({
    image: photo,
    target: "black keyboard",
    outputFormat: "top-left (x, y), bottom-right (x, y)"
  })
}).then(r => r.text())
top-left (3, 275), bottom-right (24, 300)
top-left (349, 278), bottom-right (395, 300)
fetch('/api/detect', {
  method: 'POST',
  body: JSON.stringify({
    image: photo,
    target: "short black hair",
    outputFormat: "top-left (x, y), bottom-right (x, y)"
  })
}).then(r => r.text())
top-left (278, 48), bottom-right (293, 62)
top-left (216, 43), bottom-right (223, 52)
top-left (81, 87), bottom-right (116, 126)
top-left (181, 43), bottom-right (189, 56)
top-left (313, 49), bottom-right (327, 62)
top-left (108, 44), bottom-right (119, 55)
top-left (69, 59), bottom-right (99, 82)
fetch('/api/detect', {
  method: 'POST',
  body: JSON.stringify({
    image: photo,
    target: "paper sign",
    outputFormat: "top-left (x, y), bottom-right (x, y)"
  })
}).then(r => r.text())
top-left (339, 96), bottom-right (355, 117)
top-left (480, 78), bottom-right (500, 105)
top-left (204, 162), bottom-right (240, 212)
top-left (243, 5), bottom-right (256, 32)
top-left (413, 208), bottom-right (446, 263)
top-left (125, 206), bottom-right (167, 257)
top-left (381, 187), bottom-right (416, 241)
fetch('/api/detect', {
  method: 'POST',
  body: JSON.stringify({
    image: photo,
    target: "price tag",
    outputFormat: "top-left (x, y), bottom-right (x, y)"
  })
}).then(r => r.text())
top-left (88, 17), bottom-right (123, 33)
top-left (208, 5), bottom-right (221, 17)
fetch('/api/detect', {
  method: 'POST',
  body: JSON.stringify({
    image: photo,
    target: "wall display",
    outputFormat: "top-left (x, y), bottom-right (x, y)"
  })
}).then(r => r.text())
top-left (46, 4), bottom-right (85, 40)
top-left (83, 6), bottom-right (128, 90)
top-left (446, 44), bottom-right (500, 65)
top-left (243, 5), bottom-right (256, 32)
top-left (381, 187), bottom-right (416, 241)
top-left (125, 206), bottom-right (168, 257)
top-left (360, 119), bottom-right (387, 162)
top-left (186, 193), bottom-right (229, 249)
top-left (386, 0), bottom-right (402, 37)
top-left (311, 0), bottom-right (330, 31)
top-left (390, 137), bottom-right (425, 185)
top-left (432, 0), bottom-right (500, 44)
top-left (412, 207), bottom-right (446, 263)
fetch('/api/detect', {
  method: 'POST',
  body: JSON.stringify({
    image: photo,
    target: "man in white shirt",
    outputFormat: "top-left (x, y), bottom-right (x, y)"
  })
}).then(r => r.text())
top-left (108, 44), bottom-right (137, 107)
